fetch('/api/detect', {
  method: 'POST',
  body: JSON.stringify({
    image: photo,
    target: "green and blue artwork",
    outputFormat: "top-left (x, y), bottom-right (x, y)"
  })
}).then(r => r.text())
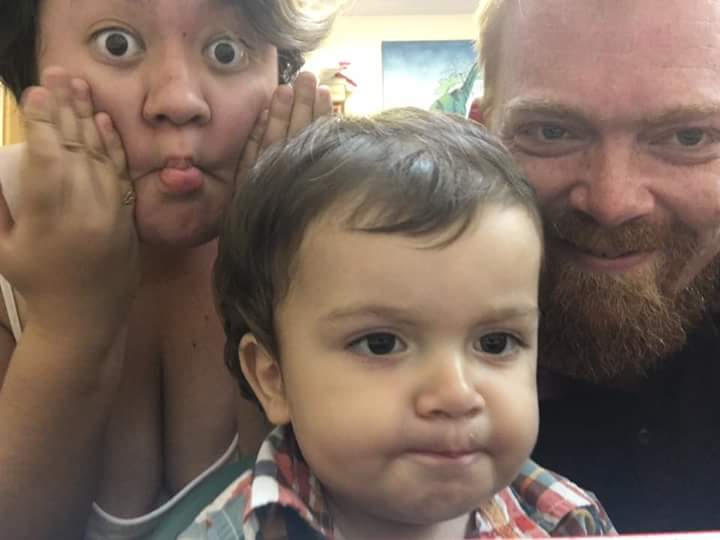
top-left (382, 40), bottom-right (482, 116)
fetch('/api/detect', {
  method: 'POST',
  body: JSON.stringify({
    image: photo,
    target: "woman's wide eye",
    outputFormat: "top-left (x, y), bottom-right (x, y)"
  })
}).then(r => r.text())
top-left (474, 332), bottom-right (518, 356)
top-left (92, 29), bottom-right (142, 60)
top-left (349, 332), bottom-right (406, 356)
top-left (206, 39), bottom-right (249, 70)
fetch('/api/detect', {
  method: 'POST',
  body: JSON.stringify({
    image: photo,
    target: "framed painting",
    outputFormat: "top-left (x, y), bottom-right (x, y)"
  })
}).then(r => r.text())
top-left (381, 40), bottom-right (482, 116)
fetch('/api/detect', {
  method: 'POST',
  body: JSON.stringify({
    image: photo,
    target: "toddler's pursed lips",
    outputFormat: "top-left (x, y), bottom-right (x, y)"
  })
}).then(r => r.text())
top-left (408, 448), bottom-right (481, 458)
top-left (404, 431), bottom-right (485, 456)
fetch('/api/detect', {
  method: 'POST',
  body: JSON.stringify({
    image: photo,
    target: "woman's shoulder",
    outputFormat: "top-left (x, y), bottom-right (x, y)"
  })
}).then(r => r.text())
top-left (0, 143), bottom-right (24, 168)
top-left (0, 144), bottom-right (24, 342)
top-left (0, 143), bottom-right (24, 212)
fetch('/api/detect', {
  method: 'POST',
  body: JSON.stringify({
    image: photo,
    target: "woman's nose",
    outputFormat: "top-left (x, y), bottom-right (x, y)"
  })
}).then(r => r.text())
top-left (142, 56), bottom-right (211, 126)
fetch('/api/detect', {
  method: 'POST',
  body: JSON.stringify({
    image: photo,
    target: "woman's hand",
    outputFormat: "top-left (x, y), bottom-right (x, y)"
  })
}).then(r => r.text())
top-left (239, 71), bottom-right (332, 171)
top-left (0, 67), bottom-right (139, 335)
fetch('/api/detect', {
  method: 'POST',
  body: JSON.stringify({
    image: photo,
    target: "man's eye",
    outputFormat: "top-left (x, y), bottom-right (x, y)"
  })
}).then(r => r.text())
top-left (349, 332), bottom-right (406, 356)
top-left (474, 332), bottom-right (519, 356)
top-left (205, 38), bottom-right (249, 70)
top-left (647, 127), bottom-right (720, 164)
top-left (540, 125), bottom-right (569, 140)
top-left (92, 29), bottom-right (142, 60)
top-left (674, 128), bottom-right (706, 146)
top-left (507, 122), bottom-right (586, 158)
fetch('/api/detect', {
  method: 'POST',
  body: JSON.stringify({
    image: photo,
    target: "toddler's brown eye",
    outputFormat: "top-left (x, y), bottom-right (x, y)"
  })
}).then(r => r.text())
top-left (479, 334), bottom-right (507, 354)
top-left (476, 333), bottom-right (520, 356)
top-left (348, 332), bottom-right (407, 356)
top-left (365, 333), bottom-right (397, 355)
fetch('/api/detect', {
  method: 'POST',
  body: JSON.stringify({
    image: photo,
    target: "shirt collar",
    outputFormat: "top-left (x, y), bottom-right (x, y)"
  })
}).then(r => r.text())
top-left (245, 426), bottom-right (333, 538)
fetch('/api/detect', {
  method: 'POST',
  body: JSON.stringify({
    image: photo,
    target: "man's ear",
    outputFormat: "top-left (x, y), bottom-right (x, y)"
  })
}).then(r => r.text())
top-left (468, 96), bottom-right (489, 125)
top-left (239, 334), bottom-right (290, 425)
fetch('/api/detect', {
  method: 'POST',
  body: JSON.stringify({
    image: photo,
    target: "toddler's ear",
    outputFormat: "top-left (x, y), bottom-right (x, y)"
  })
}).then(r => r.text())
top-left (239, 334), bottom-right (290, 425)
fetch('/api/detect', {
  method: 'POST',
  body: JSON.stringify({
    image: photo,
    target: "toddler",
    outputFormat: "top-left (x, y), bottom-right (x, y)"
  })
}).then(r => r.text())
top-left (184, 108), bottom-right (615, 539)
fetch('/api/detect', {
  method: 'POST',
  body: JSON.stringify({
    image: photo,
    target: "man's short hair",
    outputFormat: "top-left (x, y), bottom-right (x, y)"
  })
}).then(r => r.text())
top-left (474, 0), bottom-right (513, 122)
top-left (214, 107), bottom-right (542, 406)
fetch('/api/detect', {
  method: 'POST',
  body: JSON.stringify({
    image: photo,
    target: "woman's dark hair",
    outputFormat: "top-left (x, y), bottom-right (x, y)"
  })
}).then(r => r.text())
top-left (214, 107), bottom-right (543, 407)
top-left (0, 0), bottom-right (340, 101)
top-left (0, 1), bottom-right (38, 101)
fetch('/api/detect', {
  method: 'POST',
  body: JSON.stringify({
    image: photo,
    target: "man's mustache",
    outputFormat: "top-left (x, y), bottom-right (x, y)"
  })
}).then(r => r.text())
top-left (545, 211), bottom-right (679, 257)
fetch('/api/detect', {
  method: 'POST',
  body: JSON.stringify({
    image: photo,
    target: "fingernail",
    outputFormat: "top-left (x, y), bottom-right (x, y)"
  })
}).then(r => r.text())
top-left (22, 88), bottom-right (49, 110)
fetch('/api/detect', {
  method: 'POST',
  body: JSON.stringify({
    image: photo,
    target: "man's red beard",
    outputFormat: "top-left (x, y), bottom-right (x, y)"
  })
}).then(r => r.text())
top-left (539, 212), bottom-right (720, 383)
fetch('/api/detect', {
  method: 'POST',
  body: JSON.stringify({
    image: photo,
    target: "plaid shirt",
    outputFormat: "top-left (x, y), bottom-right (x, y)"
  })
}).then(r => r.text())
top-left (179, 426), bottom-right (615, 539)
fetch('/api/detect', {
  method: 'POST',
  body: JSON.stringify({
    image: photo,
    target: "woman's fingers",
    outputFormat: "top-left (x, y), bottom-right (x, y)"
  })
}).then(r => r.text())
top-left (95, 112), bottom-right (133, 210)
top-left (19, 86), bottom-right (64, 215)
top-left (238, 71), bottom-right (334, 175)
top-left (1, 66), bottom-right (140, 314)
top-left (96, 113), bottom-right (127, 178)
top-left (314, 85), bottom-right (333, 120)
top-left (237, 109), bottom-right (269, 174)
top-left (287, 71), bottom-right (319, 137)
top-left (260, 84), bottom-right (295, 151)
top-left (43, 68), bottom-right (83, 152)
top-left (71, 78), bottom-right (104, 157)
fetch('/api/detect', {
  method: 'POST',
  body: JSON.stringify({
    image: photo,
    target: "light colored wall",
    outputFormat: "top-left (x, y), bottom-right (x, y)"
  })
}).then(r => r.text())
top-left (305, 14), bottom-right (477, 115)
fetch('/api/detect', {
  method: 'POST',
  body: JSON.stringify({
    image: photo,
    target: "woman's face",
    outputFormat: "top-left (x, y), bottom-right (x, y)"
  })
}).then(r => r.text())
top-left (37, 0), bottom-right (278, 247)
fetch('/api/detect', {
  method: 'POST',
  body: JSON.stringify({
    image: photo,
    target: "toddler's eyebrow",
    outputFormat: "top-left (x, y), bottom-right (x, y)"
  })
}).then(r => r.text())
top-left (321, 304), bottom-right (539, 325)
top-left (476, 306), bottom-right (539, 325)
top-left (321, 304), bottom-right (417, 326)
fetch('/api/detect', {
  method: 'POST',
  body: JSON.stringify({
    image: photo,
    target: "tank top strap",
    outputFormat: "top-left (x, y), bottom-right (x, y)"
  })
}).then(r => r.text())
top-left (0, 274), bottom-right (21, 342)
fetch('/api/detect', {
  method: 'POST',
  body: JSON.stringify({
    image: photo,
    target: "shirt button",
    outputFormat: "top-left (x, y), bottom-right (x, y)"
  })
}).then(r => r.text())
top-left (637, 427), bottom-right (651, 446)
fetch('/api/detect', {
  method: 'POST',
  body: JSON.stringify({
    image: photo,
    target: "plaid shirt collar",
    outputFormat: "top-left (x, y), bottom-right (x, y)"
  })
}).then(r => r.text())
top-left (230, 426), bottom-right (614, 539)
top-left (244, 427), bottom-right (332, 539)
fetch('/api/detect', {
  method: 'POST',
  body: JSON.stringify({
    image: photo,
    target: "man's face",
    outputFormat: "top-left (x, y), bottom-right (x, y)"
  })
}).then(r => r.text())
top-left (488, 0), bottom-right (720, 382)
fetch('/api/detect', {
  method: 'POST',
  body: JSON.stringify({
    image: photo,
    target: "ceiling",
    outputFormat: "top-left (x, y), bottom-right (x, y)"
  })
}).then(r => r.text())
top-left (344, 0), bottom-right (478, 16)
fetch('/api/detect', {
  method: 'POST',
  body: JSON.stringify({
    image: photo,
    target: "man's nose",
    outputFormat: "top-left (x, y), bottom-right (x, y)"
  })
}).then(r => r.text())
top-left (142, 54), bottom-right (211, 127)
top-left (568, 141), bottom-right (655, 227)
top-left (414, 352), bottom-right (485, 420)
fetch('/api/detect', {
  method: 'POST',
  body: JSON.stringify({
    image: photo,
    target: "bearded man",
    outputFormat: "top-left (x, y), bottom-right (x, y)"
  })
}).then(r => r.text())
top-left (474, 0), bottom-right (720, 532)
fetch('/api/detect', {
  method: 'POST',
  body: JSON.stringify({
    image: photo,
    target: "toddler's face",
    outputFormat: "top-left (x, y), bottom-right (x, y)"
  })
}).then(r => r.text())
top-left (253, 204), bottom-right (541, 536)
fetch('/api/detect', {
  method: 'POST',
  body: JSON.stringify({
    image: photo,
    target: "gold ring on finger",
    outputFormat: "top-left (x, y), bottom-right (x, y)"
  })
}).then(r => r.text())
top-left (122, 186), bottom-right (136, 206)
